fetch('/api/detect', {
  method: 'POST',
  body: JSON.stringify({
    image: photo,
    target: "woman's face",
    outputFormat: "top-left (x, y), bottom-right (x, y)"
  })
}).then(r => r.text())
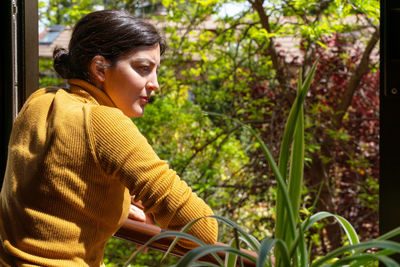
top-left (103, 43), bottom-right (160, 117)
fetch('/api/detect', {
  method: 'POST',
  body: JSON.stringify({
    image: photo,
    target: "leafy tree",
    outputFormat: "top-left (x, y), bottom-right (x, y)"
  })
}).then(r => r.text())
top-left (39, 0), bottom-right (103, 26)
top-left (153, 0), bottom-right (379, 252)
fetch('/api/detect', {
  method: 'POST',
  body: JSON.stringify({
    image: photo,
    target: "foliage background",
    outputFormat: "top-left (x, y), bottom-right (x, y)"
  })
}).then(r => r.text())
top-left (38, 0), bottom-right (379, 265)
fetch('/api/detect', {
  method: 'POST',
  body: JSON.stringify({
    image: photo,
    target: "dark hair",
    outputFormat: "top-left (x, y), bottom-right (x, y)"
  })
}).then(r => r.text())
top-left (53, 10), bottom-right (166, 80)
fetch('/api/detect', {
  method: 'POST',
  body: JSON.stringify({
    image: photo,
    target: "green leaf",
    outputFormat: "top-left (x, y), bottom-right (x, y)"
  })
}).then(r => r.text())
top-left (209, 215), bottom-right (260, 251)
top-left (225, 238), bottom-right (239, 267)
top-left (331, 253), bottom-right (400, 267)
top-left (377, 227), bottom-right (400, 241)
top-left (303, 211), bottom-right (359, 249)
top-left (176, 245), bottom-right (257, 267)
top-left (257, 238), bottom-right (277, 267)
top-left (170, 261), bottom-right (222, 267)
top-left (297, 219), bottom-right (309, 267)
top-left (311, 240), bottom-right (400, 267)
top-left (275, 60), bottom-right (318, 266)
top-left (123, 231), bottom-right (208, 267)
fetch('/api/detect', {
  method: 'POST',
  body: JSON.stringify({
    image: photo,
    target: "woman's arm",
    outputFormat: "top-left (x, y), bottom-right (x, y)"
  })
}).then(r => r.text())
top-left (87, 106), bottom-right (218, 246)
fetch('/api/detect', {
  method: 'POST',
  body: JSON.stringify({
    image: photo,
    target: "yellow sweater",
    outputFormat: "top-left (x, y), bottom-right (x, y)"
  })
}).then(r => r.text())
top-left (0, 79), bottom-right (218, 266)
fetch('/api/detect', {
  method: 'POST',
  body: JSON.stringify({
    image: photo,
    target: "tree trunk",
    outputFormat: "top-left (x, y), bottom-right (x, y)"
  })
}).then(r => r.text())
top-left (307, 28), bottom-right (379, 250)
top-left (308, 138), bottom-right (342, 251)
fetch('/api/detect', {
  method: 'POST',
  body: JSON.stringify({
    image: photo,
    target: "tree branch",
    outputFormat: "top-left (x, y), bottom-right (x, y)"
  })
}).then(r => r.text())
top-left (177, 124), bottom-right (241, 176)
top-left (333, 28), bottom-right (380, 129)
top-left (251, 0), bottom-right (290, 92)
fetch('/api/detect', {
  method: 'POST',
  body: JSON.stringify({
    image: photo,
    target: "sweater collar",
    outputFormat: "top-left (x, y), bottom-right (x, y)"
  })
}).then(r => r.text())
top-left (67, 79), bottom-right (116, 108)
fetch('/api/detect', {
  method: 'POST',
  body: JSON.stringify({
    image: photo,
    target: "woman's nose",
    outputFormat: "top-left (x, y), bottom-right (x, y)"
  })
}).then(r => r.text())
top-left (145, 79), bottom-right (159, 91)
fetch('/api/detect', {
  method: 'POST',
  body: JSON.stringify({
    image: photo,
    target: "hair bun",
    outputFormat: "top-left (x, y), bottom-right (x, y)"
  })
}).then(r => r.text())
top-left (53, 47), bottom-right (72, 79)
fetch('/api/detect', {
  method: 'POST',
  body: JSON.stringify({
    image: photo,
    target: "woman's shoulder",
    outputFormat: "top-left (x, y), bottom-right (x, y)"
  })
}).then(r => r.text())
top-left (25, 86), bottom-right (71, 106)
top-left (17, 87), bottom-right (64, 114)
top-left (28, 86), bottom-right (61, 100)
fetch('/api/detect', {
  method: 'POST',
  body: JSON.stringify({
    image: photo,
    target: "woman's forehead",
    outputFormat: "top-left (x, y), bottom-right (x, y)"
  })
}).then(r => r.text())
top-left (122, 44), bottom-right (161, 65)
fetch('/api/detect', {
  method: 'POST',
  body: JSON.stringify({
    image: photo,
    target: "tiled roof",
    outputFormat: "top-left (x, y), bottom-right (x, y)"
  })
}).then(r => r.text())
top-left (38, 17), bottom-right (377, 63)
top-left (39, 26), bottom-right (72, 58)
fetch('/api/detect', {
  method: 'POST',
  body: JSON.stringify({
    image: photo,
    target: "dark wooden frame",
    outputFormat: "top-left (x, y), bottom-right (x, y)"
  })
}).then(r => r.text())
top-left (17, 0), bottom-right (39, 102)
top-left (0, 0), bottom-right (38, 179)
top-left (380, 0), bottom-right (400, 252)
top-left (0, 0), bottom-right (14, 177)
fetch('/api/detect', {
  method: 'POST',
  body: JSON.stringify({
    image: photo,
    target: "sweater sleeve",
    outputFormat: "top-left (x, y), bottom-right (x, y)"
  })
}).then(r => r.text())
top-left (86, 106), bottom-right (218, 246)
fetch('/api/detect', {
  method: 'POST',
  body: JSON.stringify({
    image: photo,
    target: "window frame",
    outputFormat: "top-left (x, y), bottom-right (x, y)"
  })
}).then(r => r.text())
top-left (1, 0), bottom-right (399, 259)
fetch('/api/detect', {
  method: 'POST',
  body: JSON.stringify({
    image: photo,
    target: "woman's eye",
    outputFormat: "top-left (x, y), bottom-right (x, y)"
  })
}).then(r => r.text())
top-left (138, 66), bottom-right (150, 73)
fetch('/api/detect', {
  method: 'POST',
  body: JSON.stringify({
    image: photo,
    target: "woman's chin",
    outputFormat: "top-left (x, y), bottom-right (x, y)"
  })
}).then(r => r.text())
top-left (125, 107), bottom-right (144, 118)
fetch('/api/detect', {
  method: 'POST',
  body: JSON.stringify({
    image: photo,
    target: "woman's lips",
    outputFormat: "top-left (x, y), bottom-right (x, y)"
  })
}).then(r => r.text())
top-left (140, 96), bottom-right (149, 105)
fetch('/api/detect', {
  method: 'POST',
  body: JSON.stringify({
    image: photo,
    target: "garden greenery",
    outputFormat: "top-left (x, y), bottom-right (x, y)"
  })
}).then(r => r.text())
top-left (124, 61), bottom-right (400, 267)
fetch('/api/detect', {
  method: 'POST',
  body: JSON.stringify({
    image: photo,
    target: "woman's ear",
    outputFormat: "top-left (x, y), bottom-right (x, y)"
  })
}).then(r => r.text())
top-left (89, 55), bottom-right (109, 86)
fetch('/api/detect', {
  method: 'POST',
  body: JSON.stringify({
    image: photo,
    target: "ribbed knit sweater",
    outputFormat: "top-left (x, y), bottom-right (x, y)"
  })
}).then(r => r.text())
top-left (0, 79), bottom-right (218, 266)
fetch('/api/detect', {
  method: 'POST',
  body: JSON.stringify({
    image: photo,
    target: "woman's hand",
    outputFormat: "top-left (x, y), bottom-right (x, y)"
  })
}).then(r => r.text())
top-left (129, 197), bottom-right (156, 224)
top-left (129, 196), bottom-right (156, 253)
top-left (128, 202), bottom-right (146, 222)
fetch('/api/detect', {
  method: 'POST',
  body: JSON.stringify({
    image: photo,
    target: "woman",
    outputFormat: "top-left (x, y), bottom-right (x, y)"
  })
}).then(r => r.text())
top-left (0, 10), bottom-right (218, 266)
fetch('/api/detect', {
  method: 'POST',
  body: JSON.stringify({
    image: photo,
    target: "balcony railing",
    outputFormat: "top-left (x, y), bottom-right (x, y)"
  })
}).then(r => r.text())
top-left (114, 218), bottom-right (257, 267)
